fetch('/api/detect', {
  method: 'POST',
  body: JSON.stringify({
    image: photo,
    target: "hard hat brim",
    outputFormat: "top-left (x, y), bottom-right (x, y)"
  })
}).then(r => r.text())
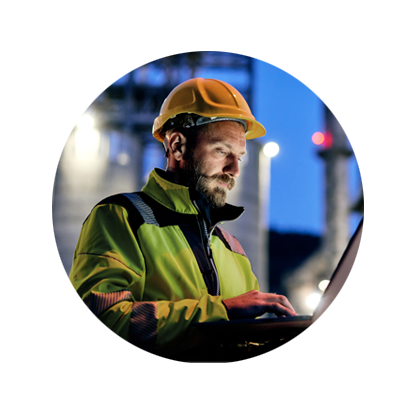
top-left (153, 112), bottom-right (266, 142)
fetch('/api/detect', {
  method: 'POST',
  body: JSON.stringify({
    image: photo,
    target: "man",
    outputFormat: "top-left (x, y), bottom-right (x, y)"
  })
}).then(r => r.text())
top-left (69, 77), bottom-right (296, 361)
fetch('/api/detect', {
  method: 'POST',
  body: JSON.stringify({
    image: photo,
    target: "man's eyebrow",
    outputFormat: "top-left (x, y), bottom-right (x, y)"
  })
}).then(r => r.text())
top-left (213, 141), bottom-right (247, 156)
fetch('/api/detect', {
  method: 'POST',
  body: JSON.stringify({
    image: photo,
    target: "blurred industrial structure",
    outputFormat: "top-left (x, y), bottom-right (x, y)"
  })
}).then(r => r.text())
top-left (283, 105), bottom-right (364, 314)
top-left (52, 51), bottom-right (363, 312)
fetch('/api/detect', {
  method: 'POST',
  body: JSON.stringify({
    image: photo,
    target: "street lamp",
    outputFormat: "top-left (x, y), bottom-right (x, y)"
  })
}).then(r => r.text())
top-left (259, 141), bottom-right (280, 293)
top-left (263, 142), bottom-right (280, 158)
top-left (260, 141), bottom-right (280, 227)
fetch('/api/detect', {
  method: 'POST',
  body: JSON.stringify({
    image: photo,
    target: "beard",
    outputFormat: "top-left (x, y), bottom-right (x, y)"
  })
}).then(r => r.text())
top-left (182, 154), bottom-right (236, 209)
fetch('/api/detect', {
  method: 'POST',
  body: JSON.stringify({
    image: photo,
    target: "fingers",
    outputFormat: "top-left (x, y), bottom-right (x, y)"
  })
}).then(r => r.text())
top-left (262, 293), bottom-right (297, 316)
top-left (222, 290), bottom-right (297, 319)
top-left (266, 302), bottom-right (297, 317)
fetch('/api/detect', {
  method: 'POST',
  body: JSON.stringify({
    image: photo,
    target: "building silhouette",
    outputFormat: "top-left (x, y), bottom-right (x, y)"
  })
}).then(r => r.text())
top-left (283, 105), bottom-right (363, 314)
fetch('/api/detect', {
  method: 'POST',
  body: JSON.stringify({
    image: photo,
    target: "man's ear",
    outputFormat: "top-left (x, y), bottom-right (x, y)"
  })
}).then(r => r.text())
top-left (169, 131), bottom-right (188, 162)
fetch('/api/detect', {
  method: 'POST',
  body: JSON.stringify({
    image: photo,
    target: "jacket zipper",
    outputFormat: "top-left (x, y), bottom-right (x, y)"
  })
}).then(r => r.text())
top-left (194, 201), bottom-right (220, 296)
top-left (201, 217), bottom-right (220, 296)
top-left (208, 210), bottom-right (244, 239)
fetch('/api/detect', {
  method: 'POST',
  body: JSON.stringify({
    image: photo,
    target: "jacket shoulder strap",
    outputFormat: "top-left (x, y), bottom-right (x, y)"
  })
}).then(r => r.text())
top-left (92, 192), bottom-right (158, 234)
top-left (121, 193), bottom-right (159, 227)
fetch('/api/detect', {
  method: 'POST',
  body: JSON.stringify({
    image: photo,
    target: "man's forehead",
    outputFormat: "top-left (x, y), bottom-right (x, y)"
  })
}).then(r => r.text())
top-left (203, 124), bottom-right (246, 149)
top-left (207, 120), bottom-right (245, 132)
top-left (203, 121), bottom-right (246, 140)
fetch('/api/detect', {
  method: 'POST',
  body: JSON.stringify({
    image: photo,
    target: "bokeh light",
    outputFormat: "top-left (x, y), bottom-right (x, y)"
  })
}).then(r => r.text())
top-left (77, 114), bottom-right (94, 131)
top-left (318, 280), bottom-right (330, 292)
top-left (312, 131), bottom-right (325, 145)
top-left (263, 142), bottom-right (280, 157)
top-left (306, 292), bottom-right (322, 310)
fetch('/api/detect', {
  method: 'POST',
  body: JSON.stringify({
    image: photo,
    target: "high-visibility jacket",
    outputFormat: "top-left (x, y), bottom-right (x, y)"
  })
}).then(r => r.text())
top-left (69, 168), bottom-right (259, 359)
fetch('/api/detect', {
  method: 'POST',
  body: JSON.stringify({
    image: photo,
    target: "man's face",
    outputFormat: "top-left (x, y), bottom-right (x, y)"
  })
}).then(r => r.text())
top-left (183, 121), bottom-right (247, 208)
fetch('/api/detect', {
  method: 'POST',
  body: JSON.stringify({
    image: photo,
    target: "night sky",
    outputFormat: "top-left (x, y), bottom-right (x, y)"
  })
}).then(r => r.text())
top-left (254, 59), bottom-right (362, 236)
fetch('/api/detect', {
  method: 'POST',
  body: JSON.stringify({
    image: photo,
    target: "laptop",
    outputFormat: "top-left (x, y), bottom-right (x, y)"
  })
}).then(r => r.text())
top-left (195, 217), bottom-right (364, 345)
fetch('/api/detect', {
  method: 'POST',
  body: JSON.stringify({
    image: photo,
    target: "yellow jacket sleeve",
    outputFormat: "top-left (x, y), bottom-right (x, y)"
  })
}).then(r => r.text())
top-left (69, 204), bottom-right (229, 357)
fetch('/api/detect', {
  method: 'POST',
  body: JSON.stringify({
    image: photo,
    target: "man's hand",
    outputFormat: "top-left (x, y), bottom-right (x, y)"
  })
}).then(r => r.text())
top-left (222, 290), bottom-right (297, 320)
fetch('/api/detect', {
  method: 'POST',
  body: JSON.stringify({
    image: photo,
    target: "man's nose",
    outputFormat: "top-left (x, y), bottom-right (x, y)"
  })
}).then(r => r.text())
top-left (223, 156), bottom-right (240, 178)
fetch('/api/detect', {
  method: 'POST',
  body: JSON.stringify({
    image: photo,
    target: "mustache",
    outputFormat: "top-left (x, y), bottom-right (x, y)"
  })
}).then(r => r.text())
top-left (204, 173), bottom-right (236, 190)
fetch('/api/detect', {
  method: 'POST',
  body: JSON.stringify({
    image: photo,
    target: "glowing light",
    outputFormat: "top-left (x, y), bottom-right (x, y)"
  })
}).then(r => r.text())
top-left (306, 293), bottom-right (321, 310)
top-left (75, 128), bottom-right (100, 155)
top-left (324, 132), bottom-right (333, 148)
top-left (318, 280), bottom-right (330, 292)
top-left (74, 114), bottom-right (100, 157)
top-left (117, 153), bottom-right (130, 166)
top-left (312, 132), bottom-right (325, 145)
top-left (55, 51), bottom-right (66, 64)
top-left (77, 114), bottom-right (94, 131)
top-left (263, 142), bottom-right (280, 158)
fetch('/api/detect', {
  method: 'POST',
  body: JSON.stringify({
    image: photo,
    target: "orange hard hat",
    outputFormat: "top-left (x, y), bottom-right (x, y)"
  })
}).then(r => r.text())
top-left (152, 77), bottom-right (266, 142)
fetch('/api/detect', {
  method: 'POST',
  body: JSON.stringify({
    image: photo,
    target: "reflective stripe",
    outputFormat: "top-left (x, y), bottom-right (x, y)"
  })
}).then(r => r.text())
top-left (84, 290), bottom-right (132, 316)
top-left (84, 290), bottom-right (158, 347)
top-left (122, 193), bottom-right (159, 226)
top-left (129, 302), bottom-right (158, 348)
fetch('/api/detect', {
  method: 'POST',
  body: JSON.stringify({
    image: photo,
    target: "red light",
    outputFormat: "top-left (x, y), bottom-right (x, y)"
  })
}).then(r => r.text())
top-left (312, 132), bottom-right (325, 145)
top-left (324, 132), bottom-right (333, 148)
